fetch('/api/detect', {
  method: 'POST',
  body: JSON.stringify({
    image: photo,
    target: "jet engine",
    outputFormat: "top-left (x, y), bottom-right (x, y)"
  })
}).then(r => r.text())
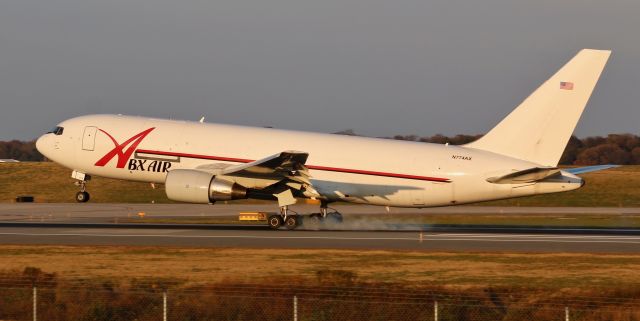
top-left (165, 169), bottom-right (247, 204)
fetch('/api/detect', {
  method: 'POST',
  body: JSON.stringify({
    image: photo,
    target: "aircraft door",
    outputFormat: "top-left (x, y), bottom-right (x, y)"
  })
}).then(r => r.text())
top-left (82, 126), bottom-right (98, 151)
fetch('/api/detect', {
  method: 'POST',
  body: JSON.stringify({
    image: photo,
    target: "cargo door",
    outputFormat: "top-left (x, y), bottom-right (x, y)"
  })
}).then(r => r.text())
top-left (82, 126), bottom-right (98, 151)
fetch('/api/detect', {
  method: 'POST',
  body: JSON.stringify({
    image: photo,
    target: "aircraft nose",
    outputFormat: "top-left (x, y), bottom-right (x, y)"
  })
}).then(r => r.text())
top-left (35, 134), bottom-right (50, 158)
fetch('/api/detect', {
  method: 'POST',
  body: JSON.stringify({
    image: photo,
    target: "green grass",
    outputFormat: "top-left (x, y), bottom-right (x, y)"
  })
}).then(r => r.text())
top-left (1, 162), bottom-right (639, 206)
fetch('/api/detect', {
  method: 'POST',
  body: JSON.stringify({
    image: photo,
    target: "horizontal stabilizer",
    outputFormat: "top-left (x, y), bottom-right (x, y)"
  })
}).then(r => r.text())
top-left (487, 167), bottom-right (560, 184)
top-left (564, 164), bottom-right (619, 175)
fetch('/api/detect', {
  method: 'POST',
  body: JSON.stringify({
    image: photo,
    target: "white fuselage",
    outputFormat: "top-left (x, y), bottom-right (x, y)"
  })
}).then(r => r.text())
top-left (36, 114), bottom-right (583, 207)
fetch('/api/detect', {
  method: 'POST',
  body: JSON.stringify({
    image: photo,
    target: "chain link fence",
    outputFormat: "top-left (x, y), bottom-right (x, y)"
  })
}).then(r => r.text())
top-left (1, 286), bottom-right (640, 321)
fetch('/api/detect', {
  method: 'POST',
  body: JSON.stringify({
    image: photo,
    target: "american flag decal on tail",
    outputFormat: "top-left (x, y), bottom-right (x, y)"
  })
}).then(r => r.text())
top-left (560, 81), bottom-right (574, 90)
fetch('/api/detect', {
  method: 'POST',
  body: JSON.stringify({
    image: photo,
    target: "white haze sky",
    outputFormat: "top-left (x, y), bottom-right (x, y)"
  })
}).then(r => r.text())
top-left (0, 0), bottom-right (638, 140)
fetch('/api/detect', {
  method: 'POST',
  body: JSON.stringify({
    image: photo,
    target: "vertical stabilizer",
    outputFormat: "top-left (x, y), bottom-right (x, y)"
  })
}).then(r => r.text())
top-left (466, 49), bottom-right (611, 166)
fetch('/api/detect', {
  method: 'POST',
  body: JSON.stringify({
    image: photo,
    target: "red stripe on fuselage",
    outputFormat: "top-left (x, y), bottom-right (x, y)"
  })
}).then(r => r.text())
top-left (136, 149), bottom-right (450, 182)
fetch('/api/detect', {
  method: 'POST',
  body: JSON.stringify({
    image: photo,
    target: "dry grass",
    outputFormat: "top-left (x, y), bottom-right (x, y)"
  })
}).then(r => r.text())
top-left (484, 166), bottom-right (640, 207)
top-left (1, 245), bottom-right (640, 290)
top-left (0, 162), bottom-right (168, 203)
top-left (1, 162), bottom-right (639, 206)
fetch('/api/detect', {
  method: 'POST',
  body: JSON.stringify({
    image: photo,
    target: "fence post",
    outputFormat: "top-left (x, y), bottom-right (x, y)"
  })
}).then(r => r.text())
top-left (565, 306), bottom-right (569, 321)
top-left (163, 291), bottom-right (167, 321)
top-left (32, 286), bottom-right (37, 321)
top-left (434, 301), bottom-right (438, 321)
top-left (293, 295), bottom-right (298, 321)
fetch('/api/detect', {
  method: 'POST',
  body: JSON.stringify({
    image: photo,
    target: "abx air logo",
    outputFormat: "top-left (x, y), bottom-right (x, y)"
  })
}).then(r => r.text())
top-left (94, 127), bottom-right (172, 173)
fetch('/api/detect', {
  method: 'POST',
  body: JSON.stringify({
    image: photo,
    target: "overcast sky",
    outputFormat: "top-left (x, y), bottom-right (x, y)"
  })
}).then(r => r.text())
top-left (0, 0), bottom-right (638, 140)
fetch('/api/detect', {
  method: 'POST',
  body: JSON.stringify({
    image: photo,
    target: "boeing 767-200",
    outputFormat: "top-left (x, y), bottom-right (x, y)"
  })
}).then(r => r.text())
top-left (36, 49), bottom-right (616, 229)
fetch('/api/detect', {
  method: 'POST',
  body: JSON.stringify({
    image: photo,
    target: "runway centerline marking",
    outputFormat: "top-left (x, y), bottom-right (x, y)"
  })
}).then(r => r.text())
top-left (2, 232), bottom-right (640, 244)
top-left (0, 232), bottom-right (419, 241)
top-left (428, 233), bottom-right (640, 240)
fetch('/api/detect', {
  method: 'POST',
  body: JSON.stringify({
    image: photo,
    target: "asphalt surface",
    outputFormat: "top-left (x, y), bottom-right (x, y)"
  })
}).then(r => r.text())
top-left (1, 203), bottom-right (639, 222)
top-left (0, 203), bottom-right (639, 253)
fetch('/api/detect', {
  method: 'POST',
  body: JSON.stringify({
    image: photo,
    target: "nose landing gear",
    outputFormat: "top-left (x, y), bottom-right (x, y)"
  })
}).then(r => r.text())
top-left (75, 190), bottom-right (90, 203)
top-left (72, 171), bottom-right (91, 203)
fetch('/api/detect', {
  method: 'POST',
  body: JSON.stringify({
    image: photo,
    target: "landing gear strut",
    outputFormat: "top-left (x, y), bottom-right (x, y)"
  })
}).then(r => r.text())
top-left (320, 202), bottom-right (329, 218)
top-left (321, 201), bottom-right (343, 223)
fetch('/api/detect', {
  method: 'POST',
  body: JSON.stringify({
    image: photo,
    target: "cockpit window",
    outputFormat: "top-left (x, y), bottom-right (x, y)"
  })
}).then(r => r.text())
top-left (48, 126), bottom-right (64, 136)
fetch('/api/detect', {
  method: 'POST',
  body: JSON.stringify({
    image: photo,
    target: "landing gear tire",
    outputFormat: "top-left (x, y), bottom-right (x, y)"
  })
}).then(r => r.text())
top-left (284, 216), bottom-right (299, 230)
top-left (327, 212), bottom-right (343, 224)
top-left (75, 191), bottom-right (90, 203)
top-left (268, 215), bottom-right (283, 230)
top-left (305, 214), bottom-right (324, 230)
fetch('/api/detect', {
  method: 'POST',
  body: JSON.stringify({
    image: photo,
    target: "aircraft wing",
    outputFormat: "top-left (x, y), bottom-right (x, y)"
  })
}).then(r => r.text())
top-left (222, 150), bottom-right (311, 184)
top-left (564, 164), bottom-right (620, 175)
top-left (196, 150), bottom-right (311, 186)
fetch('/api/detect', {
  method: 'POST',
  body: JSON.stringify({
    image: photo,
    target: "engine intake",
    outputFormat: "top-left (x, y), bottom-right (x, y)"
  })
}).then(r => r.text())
top-left (165, 169), bottom-right (247, 204)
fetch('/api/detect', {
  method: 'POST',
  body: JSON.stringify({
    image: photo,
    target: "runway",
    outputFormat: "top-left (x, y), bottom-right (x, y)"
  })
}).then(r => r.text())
top-left (1, 203), bottom-right (639, 223)
top-left (1, 203), bottom-right (639, 253)
top-left (0, 225), bottom-right (639, 253)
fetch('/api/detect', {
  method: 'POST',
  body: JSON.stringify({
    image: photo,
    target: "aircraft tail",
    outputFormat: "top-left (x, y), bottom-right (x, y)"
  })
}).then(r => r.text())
top-left (466, 49), bottom-right (611, 166)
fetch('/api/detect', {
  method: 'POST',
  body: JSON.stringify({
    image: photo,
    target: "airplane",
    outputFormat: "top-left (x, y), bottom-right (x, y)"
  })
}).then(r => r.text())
top-left (36, 49), bottom-right (615, 230)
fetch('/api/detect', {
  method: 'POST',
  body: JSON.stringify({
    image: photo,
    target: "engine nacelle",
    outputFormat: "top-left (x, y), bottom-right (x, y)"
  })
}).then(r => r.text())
top-left (165, 169), bottom-right (247, 204)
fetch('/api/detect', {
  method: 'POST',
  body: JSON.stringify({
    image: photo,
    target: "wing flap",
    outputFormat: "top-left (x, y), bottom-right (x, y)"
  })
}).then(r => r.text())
top-left (221, 150), bottom-right (310, 184)
top-left (196, 150), bottom-right (312, 190)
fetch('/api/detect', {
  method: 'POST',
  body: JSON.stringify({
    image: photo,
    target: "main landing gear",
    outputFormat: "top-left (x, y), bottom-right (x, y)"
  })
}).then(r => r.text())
top-left (268, 206), bottom-right (300, 230)
top-left (268, 202), bottom-right (343, 230)
top-left (320, 203), bottom-right (343, 224)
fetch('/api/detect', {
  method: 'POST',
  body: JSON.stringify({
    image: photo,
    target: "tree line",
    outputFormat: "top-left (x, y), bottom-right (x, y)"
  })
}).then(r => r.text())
top-left (0, 140), bottom-right (43, 161)
top-left (337, 131), bottom-right (640, 165)
top-left (3, 133), bottom-right (640, 165)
